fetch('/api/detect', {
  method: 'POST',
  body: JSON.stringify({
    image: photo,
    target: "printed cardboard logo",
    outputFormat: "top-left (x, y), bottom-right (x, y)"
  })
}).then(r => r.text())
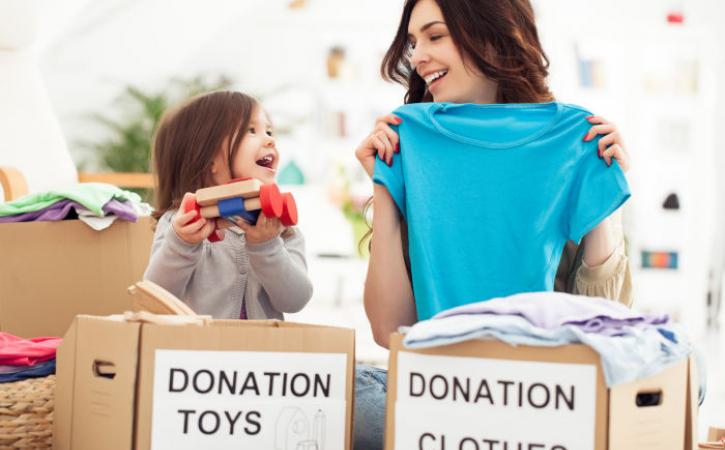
top-left (150, 350), bottom-right (347, 449)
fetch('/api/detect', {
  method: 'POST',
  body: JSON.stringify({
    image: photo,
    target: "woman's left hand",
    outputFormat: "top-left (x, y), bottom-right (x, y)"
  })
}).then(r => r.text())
top-left (237, 214), bottom-right (284, 245)
top-left (583, 116), bottom-right (630, 172)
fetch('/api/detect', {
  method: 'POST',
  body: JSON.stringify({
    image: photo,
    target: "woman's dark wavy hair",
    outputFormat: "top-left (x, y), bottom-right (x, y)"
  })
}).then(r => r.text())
top-left (382, 0), bottom-right (554, 104)
top-left (361, 0), bottom-right (554, 253)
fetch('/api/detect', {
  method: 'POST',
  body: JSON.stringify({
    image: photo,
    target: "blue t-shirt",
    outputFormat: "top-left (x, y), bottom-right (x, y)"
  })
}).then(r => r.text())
top-left (373, 102), bottom-right (631, 320)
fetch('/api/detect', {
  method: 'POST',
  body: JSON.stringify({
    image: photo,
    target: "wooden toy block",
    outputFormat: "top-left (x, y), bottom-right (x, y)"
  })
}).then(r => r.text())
top-left (198, 184), bottom-right (284, 220)
top-left (195, 178), bottom-right (262, 207)
top-left (207, 189), bottom-right (298, 227)
top-left (182, 178), bottom-right (299, 242)
top-left (200, 197), bottom-right (263, 218)
top-left (127, 280), bottom-right (198, 316)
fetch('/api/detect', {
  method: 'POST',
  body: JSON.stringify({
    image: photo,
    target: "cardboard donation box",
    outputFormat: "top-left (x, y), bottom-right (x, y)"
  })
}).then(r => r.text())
top-left (0, 217), bottom-right (154, 337)
top-left (385, 333), bottom-right (698, 450)
top-left (54, 282), bottom-right (356, 450)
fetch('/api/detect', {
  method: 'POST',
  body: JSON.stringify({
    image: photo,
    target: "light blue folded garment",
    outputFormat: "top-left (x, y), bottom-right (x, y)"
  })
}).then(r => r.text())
top-left (402, 313), bottom-right (691, 387)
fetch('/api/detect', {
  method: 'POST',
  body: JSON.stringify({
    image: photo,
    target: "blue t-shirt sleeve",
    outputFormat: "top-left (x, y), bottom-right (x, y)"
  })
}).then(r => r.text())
top-left (372, 151), bottom-right (406, 218)
top-left (567, 140), bottom-right (631, 244)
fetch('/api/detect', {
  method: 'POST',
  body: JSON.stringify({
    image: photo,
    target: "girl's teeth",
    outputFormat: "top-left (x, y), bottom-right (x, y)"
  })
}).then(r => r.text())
top-left (256, 155), bottom-right (274, 167)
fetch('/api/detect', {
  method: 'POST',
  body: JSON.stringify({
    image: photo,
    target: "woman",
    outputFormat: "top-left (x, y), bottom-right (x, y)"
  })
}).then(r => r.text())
top-left (353, 1), bottom-right (631, 449)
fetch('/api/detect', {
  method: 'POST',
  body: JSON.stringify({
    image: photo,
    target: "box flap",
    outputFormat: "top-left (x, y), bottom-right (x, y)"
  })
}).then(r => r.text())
top-left (128, 280), bottom-right (197, 316)
top-left (52, 315), bottom-right (80, 450)
top-left (212, 318), bottom-right (354, 332)
top-left (71, 316), bottom-right (142, 450)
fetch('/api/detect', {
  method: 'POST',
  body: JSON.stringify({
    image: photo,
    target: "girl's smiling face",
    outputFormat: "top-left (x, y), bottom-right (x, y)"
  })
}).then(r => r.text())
top-left (407, 0), bottom-right (497, 104)
top-left (212, 106), bottom-right (279, 185)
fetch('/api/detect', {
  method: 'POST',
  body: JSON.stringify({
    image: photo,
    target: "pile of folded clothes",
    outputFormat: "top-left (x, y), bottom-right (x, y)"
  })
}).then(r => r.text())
top-left (0, 332), bottom-right (62, 449)
top-left (0, 332), bottom-right (62, 383)
top-left (0, 182), bottom-right (152, 230)
top-left (402, 291), bottom-right (705, 403)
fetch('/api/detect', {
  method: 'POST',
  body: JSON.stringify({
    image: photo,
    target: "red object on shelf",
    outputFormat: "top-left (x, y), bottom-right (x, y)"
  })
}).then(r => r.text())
top-left (667, 11), bottom-right (684, 24)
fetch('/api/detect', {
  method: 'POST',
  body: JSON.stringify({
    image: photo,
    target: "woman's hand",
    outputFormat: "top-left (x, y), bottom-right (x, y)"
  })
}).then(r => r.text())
top-left (355, 114), bottom-right (402, 178)
top-left (583, 116), bottom-right (630, 172)
top-left (173, 192), bottom-right (220, 245)
top-left (236, 214), bottom-right (284, 245)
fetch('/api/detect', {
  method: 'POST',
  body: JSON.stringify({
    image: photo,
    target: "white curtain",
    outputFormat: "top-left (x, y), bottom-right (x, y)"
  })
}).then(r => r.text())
top-left (0, 0), bottom-right (77, 197)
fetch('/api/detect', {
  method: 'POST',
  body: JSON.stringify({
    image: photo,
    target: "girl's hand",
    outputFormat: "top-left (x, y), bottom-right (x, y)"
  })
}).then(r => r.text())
top-left (173, 192), bottom-right (220, 245)
top-left (583, 116), bottom-right (630, 172)
top-left (355, 114), bottom-right (402, 178)
top-left (237, 214), bottom-right (284, 245)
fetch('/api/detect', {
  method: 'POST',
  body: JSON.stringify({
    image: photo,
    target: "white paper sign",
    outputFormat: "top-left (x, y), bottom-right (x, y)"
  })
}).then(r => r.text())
top-left (394, 352), bottom-right (597, 450)
top-left (151, 349), bottom-right (348, 450)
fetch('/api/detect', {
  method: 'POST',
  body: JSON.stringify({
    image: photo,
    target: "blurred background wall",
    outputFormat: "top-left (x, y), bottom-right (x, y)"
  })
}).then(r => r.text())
top-left (2, 0), bottom-right (724, 436)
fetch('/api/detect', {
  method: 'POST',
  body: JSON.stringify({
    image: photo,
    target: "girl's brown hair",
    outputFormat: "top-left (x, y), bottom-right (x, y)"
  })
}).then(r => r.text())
top-left (382, 0), bottom-right (554, 104)
top-left (151, 91), bottom-right (257, 221)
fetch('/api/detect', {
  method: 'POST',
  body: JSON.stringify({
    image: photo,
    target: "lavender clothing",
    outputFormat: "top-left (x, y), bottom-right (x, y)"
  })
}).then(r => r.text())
top-left (401, 310), bottom-right (694, 388)
top-left (401, 292), bottom-right (699, 391)
top-left (0, 199), bottom-right (80, 222)
top-left (0, 199), bottom-right (138, 223)
top-left (100, 199), bottom-right (139, 222)
top-left (434, 291), bottom-right (668, 336)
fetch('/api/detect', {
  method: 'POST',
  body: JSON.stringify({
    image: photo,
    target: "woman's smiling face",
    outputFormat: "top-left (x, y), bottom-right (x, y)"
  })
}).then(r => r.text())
top-left (407, 0), bottom-right (497, 104)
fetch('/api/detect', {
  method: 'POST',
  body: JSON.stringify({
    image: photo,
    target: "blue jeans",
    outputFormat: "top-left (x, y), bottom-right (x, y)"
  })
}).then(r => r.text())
top-left (354, 364), bottom-right (387, 450)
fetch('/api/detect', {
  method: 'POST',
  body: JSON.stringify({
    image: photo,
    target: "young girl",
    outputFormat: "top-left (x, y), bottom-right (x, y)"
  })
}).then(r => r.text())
top-left (144, 90), bottom-right (313, 320)
top-left (353, 1), bottom-right (631, 448)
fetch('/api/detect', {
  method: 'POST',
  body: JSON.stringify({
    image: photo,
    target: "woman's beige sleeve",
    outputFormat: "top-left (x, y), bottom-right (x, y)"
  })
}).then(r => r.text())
top-left (573, 240), bottom-right (633, 308)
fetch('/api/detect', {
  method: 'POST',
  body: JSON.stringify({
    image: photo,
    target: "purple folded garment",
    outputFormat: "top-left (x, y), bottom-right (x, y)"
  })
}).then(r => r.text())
top-left (564, 315), bottom-right (669, 335)
top-left (434, 291), bottom-right (669, 336)
top-left (102, 199), bottom-right (138, 222)
top-left (0, 199), bottom-right (139, 223)
top-left (0, 199), bottom-right (80, 223)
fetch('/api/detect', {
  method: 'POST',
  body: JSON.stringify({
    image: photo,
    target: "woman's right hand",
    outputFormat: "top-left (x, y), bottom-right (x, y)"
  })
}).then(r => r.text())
top-left (172, 192), bottom-right (221, 245)
top-left (355, 114), bottom-right (402, 178)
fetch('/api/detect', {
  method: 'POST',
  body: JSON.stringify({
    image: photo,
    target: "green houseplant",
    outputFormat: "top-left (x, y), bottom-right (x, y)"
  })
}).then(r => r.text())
top-left (78, 75), bottom-right (233, 199)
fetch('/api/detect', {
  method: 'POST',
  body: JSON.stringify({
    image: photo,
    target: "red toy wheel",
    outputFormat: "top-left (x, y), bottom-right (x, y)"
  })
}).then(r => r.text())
top-left (259, 184), bottom-right (284, 218)
top-left (182, 195), bottom-right (201, 222)
top-left (279, 193), bottom-right (298, 226)
top-left (183, 195), bottom-right (221, 242)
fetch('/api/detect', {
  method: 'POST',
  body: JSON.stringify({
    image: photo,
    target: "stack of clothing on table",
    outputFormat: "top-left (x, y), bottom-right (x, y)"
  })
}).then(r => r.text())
top-left (0, 182), bottom-right (152, 230)
top-left (0, 332), bottom-right (62, 383)
top-left (402, 291), bottom-right (704, 403)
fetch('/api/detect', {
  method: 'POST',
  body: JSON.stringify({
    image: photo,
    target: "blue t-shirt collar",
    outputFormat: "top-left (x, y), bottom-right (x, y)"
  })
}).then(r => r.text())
top-left (427, 101), bottom-right (563, 149)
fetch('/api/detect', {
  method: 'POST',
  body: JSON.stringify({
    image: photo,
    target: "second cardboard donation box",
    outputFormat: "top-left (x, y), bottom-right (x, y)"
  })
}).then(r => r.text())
top-left (385, 333), bottom-right (697, 450)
